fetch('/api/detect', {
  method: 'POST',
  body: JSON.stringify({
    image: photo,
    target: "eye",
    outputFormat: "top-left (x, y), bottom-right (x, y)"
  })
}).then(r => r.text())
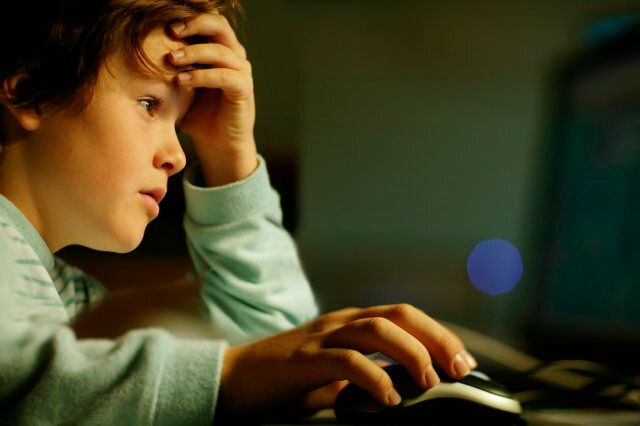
top-left (138, 97), bottom-right (162, 116)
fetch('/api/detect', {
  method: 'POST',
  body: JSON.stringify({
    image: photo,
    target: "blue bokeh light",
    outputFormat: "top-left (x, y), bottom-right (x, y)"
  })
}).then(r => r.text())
top-left (466, 238), bottom-right (523, 296)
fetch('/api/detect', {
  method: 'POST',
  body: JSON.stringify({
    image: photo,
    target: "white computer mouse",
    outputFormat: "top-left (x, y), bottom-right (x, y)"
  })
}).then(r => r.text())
top-left (334, 363), bottom-right (523, 424)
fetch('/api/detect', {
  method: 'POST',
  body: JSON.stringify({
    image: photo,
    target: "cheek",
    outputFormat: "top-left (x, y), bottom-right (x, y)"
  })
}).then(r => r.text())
top-left (50, 145), bottom-right (141, 216)
top-left (72, 123), bottom-right (151, 181)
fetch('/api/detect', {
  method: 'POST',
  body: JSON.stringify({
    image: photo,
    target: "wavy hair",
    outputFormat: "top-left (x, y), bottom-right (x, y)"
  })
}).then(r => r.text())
top-left (0, 0), bottom-right (243, 122)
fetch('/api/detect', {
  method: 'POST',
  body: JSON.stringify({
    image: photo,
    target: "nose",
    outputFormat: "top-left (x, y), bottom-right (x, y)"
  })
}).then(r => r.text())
top-left (154, 132), bottom-right (187, 176)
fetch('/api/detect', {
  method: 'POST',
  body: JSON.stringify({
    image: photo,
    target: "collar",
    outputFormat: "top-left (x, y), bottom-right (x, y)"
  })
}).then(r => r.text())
top-left (0, 195), bottom-right (54, 272)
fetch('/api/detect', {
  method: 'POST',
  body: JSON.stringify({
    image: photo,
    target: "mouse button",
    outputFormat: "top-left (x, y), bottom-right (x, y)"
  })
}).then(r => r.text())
top-left (405, 399), bottom-right (523, 424)
top-left (469, 370), bottom-right (491, 381)
top-left (460, 373), bottom-right (513, 398)
top-left (407, 381), bottom-right (519, 420)
top-left (412, 382), bottom-right (468, 401)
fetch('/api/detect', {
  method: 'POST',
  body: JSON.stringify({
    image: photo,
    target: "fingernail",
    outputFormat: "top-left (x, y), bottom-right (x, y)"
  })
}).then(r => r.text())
top-left (463, 350), bottom-right (478, 370)
top-left (453, 353), bottom-right (470, 378)
top-left (424, 365), bottom-right (440, 388)
top-left (171, 50), bottom-right (185, 60)
top-left (177, 73), bottom-right (192, 83)
top-left (171, 21), bottom-right (186, 34)
top-left (386, 388), bottom-right (402, 406)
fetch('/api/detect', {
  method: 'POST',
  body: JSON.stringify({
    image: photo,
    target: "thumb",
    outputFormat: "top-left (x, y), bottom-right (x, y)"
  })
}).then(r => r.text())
top-left (302, 380), bottom-right (350, 412)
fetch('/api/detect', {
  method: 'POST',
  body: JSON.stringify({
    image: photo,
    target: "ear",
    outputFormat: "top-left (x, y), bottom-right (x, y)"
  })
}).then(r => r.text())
top-left (1, 76), bottom-right (42, 132)
top-left (7, 106), bottom-right (42, 132)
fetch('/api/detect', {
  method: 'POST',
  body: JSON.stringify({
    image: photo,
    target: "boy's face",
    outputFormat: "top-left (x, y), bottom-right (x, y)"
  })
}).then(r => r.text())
top-left (23, 28), bottom-right (194, 253)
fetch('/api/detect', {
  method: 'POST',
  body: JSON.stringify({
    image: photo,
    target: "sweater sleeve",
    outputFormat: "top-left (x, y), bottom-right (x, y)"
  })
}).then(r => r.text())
top-left (183, 155), bottom-right (318, 344)
top-left (0, 227), bottom-right (227, 425)
top-left (0, 325), bottom-right (226, 425)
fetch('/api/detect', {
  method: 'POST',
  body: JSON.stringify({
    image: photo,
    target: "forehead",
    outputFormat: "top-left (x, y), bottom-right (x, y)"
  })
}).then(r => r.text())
top-left (100, 28), bottom-right (194, 95)
top-left (102, 27), bottom-right (186, 84)
top-left (96, 28), bottom-right (194, 118)
top-left (140, 27), bottom-right (188, 77)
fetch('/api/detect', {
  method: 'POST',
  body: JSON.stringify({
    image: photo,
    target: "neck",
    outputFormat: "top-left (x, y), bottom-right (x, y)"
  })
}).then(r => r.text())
top-left (0, 142), bottom-right (64, 253)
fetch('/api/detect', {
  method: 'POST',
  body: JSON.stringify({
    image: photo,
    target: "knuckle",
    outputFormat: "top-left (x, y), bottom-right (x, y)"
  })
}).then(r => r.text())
top-left (339, 307), bottom-right (360, 316)
top-left (310, 313), bottom-right (332, 332)
top-left (291, 340), bottom-right (316, 364)
top-left (388, 303), bottom-right (416, 320)
top-left (363, 317), bottom-right (390, 336)
top-left (219, 69), bottom-right (233, 85)
top-left (315, 312), bottom-right (331, 324)
top-left (335, 350), bottom-right (360, 369)
top-left (310, 307), bottom-right (359, 333)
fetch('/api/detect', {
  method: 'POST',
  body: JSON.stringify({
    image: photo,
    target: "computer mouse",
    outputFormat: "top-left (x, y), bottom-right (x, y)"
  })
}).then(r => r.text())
top-left (334, 363), bottom-right (523, 424)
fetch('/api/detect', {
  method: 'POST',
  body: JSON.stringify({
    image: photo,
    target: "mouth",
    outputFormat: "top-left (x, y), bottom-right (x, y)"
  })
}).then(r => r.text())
top-left (140, 188), bottom-right (167, 204)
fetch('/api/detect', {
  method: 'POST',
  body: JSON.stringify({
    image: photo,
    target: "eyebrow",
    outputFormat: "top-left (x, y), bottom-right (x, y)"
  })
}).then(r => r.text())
top-left (133, 71), bottom-right (193, 120)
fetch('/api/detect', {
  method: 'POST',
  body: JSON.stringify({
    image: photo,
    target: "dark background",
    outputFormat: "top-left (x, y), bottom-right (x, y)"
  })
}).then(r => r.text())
top-left (60, 0), bottom-right (640, 366)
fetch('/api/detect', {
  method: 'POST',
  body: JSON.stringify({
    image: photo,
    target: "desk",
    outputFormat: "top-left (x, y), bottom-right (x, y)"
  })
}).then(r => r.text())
top-left (271, 408), bottom-right (640, 426)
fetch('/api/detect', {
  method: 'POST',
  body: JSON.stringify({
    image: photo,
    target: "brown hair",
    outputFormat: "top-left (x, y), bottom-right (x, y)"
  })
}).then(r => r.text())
top-left (0, 0), bottom-right (242, 139)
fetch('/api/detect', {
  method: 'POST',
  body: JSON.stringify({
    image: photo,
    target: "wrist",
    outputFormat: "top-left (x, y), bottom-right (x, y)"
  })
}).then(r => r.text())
top-left (218, 345), bottom-right (245, 420)
top-left (221, 345), bottom-right (240, 390)
top-left (195, 142), bottom-right (258, 187)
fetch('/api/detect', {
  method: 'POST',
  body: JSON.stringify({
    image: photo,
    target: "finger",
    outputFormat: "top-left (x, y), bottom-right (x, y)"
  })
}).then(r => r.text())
top-left (439, 321), bottom-right (478, 369)
top-left (170, 13), bottom-right (246, 58)
top-left (354, 304), bottom-right (473, 379)
top-left (169, 43), bottom-right (249, 72)
top-left (185, 0), bottom-right (224, 9)
top-left (303, 381), bottom-right (349, 412)
top-left (325, 317), bottom-right (437, 389)
top-left (307, 307), bottom-right (363, 334)
top-left (176, 68), bottom-right (252, 100)
top-left (318, 349), bottom-right (402, 407)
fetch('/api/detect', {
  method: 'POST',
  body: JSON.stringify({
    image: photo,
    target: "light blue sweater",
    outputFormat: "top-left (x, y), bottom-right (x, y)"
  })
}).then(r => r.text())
top-left (0, 157), bottom-right (318, 425)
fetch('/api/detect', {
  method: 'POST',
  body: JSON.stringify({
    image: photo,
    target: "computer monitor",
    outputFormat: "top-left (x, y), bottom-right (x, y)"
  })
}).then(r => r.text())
top-left (527, 21), bottom-right (640, 369)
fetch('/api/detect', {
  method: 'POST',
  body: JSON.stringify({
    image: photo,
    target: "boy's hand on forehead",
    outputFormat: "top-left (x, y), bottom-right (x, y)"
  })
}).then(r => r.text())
top-left (168, 9), bottom-right (257, 187)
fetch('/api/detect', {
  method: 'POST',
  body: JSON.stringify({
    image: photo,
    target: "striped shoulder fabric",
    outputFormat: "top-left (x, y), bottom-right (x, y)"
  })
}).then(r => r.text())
top-left (51, 256), bottom-right (107, 320)
top-left (0, 216), bottom-right (68, 324)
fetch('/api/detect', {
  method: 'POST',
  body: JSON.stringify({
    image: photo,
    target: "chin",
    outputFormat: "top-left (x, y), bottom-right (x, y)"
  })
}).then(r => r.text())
top-left (86, 224), bottom-right (146, 254)
top-left (111, 240), bottom-right (143, 254)
top-left (86, 238), bottom-right (143, 254)
top-left (113, 232), bottom-right (146, 253)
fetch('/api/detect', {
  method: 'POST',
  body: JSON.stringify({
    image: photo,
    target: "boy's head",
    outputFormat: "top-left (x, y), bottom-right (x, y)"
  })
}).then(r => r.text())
top-left (0, 0), bottom-right (241, 142)
top-left (0, 0), bottom-right (243, 254)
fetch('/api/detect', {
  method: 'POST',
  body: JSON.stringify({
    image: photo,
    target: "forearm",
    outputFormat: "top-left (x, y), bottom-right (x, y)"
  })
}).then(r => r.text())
top-left (183, 155), bottom-right (318, 344)
top-left (193, 139), bottom-right (259, 187)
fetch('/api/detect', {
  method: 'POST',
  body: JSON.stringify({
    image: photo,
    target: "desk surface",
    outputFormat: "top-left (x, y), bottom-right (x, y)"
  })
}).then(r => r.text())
top-left (280, 408), bottom-right (640, 426)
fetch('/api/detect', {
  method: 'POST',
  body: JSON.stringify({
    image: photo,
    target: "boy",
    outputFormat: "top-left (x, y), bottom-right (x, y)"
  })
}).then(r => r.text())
top-left (0, 0), bottom-right (477, 423)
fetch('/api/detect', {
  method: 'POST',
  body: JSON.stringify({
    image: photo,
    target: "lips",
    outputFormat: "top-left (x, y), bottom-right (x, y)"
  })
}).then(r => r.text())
top-left (140, 188), bottom-right (166, 204)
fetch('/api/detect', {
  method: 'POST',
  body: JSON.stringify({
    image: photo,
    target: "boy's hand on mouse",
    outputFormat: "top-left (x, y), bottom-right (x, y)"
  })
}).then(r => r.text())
top-left (169, 10), bottom-right (257, 187)
top-left (218, 304), bottom-right (478, 420)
